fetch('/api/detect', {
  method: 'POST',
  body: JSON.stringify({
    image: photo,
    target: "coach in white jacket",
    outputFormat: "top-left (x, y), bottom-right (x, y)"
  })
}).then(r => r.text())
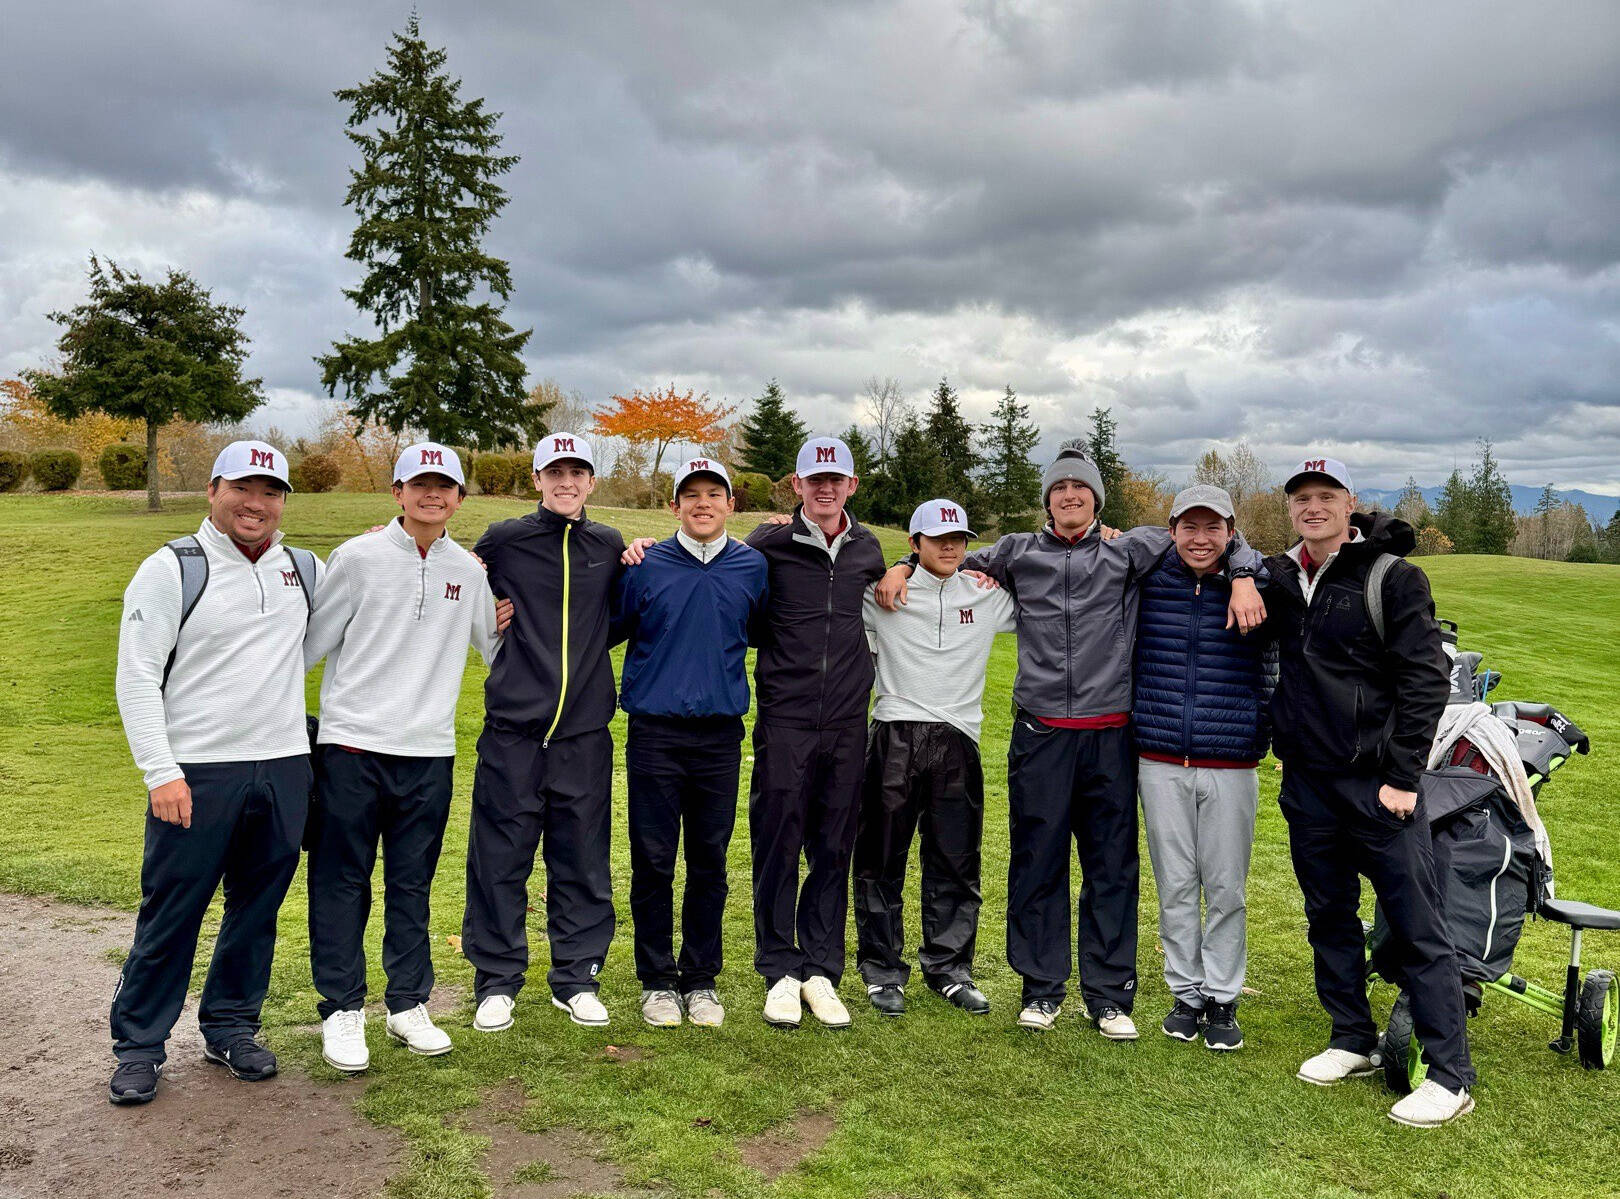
top-left (303, 444), bottom-right (501, 1072)
top-left (854, 499), bottom-right (1015, 1017)
top-left (109, 441), bottom-right (319, 1105)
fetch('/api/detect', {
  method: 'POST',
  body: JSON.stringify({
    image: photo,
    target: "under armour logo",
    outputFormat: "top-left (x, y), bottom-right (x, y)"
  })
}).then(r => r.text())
top-left (1304, 459), bottom-right (1326, 472)
top-left (815, 446), bottom-right (837, 463)
top-left (250, 448), bottom-right (275, 469)
top-left (553, 436), bottom-right (575, 453)
top-left (959, 609), bottom-right (974, 624)
top-left (420, 449), bottom-right (444, 466)
top-left (281, 570), bottom-right (301, 587)
top-left (127, 609), bottom-right (143, 622)
top-left (939, 507), bottom-right (960, 523)
top-left (444, 583), bottom-right (461, 601)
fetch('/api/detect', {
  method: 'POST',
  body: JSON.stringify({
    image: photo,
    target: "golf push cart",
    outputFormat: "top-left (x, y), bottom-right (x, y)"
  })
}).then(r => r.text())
top-left (1367, 622), bottom-right (1618, 1093)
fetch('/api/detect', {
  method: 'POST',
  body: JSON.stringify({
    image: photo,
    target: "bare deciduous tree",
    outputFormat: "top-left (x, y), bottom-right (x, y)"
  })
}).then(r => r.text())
top-left (861, 375), bottom-right (909, 466)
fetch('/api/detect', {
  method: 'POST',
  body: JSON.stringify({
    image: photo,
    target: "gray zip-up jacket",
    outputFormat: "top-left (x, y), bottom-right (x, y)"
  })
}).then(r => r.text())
top-left (964, 522), bottom-right (1261, 721)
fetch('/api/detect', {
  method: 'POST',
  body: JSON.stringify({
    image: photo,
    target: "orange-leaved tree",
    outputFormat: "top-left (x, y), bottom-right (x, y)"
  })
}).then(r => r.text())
top-left (593, 384), bottom-right (736, 505)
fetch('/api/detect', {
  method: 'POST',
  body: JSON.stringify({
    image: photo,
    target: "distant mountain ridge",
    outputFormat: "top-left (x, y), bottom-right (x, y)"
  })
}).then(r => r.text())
top-left (1356, 484), bottom-right (1620, 525)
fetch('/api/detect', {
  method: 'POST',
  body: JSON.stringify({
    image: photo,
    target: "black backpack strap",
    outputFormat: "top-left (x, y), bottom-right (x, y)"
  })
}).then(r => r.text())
top-left (163, 536), bottom-right (209, 690)
top-left (1363, 552), bottom-right (1399, 644)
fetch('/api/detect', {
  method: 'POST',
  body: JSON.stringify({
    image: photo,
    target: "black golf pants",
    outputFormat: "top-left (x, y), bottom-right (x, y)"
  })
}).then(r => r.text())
top-left (462, 723), bottom-right (614, 1002)
top-left (626, 714), bottom-right (744, 993)
top-left (1279, 765), bottom-right (1476, 1092)
top-left (307, 747), bottom-right (453, 1019)
top-left (110, 756), bottom-right (309, 1063)
top-left (854, 720), bottom-right (984, 989)
top-left (749, 720), bottom-right (865, 986)
top-left (1006, 717), bottom-right (1139, 1010)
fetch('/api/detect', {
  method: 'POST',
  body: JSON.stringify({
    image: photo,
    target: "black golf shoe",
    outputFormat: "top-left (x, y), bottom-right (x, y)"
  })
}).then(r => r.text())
top-left (866, 984), bottom-right (906, 1017)
top-left (203, 1036), bottom-right (279, 1081)
top-left (1161, 998), bottom-right (1205, 1042)
top-left (108, 1060), bottom-right (161, 1105)
top-left (935, 980), bottom-right (991, 1014)
top-left (1202, 1001), bottom-right (1244, 1051)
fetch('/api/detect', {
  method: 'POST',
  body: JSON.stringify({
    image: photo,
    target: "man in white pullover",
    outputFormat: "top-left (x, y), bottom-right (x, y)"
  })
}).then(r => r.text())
top-left (110, 441), bottom-right (319, 1105)
top-left (854, 499), bottom-right (1015, 1017)
top-left (304, 443), bottom-right (502, 1072)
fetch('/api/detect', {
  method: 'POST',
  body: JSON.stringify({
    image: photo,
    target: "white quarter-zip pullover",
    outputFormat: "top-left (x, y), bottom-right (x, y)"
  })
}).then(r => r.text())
top-left (862, 566), bottom-right (1017, 743)
top-left (116, 518), bottom-right (320, 791)
top-left (304, 518), bottom-right (499, 757)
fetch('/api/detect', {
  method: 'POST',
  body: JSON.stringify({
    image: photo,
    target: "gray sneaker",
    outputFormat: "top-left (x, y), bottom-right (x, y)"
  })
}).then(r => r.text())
top-left (641, 989), bottom-right (683, 1027)
top-left (683, 989), bottom-right (725, 1028)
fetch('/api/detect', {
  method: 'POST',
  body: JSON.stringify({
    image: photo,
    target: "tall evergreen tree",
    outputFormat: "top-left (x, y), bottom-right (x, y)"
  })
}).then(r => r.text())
top-left (319, 16), bottom-right (535, 449)
top-left (1434, 468), bottom-right (1470, 548)
top-left (1467, 439), bottom-right (1517, 554)
top-left (923, 376), bottom-right (977, 508)
top-left (736, 379), bottom-right (808, 480)
top-left (1394, 476), bottom-right (1430, 528)
top-left (837, 423), bottom-right (876, 521)
top-left (974, 385), bottom-right (1042, 532)
top-left (1086, 406), bottom-right (1128, 527)
top-left (872, 414), bottom-right (943, 526)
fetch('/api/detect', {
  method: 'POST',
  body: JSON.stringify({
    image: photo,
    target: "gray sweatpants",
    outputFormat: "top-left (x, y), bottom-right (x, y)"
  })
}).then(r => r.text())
top-left (1138, 758), bottom-right (1259, 1006)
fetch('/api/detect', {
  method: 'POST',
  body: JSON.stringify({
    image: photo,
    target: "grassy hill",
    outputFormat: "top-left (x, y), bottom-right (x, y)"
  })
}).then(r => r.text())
top-left (1, 493), bottom-right (1616, 1199)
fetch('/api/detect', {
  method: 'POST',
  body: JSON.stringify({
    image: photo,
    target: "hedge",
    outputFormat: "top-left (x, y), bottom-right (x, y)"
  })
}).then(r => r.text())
top-left (0, 450), bottom-right (29, 492)
top-left (99, 444), bottom-right (147, 490)
top-left (30, 449), bottom-right (82, 491)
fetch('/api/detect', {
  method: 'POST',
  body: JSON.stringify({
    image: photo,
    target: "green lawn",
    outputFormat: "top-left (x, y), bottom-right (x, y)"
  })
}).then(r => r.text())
top-left (2, 493), bottom-right (1618, 1199)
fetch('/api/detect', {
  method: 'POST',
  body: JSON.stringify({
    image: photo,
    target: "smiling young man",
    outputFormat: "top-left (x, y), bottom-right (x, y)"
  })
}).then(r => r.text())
top-left (1265, 458), bottom-right (1474, 1127)
top-left (876, 447), bottom-right (1265, 1036)
top-left (461, 432), bottom-right (627, 1032)
top-left (854, 499), bottom-right (1015, 1018)
top-left (615, 458), bottom-right (769, 1029)
top-left (1132, 485), bottom-right (1273, 1052)
top-left (109, 441), bottom-right (318, 1104)
top-left (745, 436), bottom-right (887, 1028)
top-left (302, 443), bottom-right (502, 1071)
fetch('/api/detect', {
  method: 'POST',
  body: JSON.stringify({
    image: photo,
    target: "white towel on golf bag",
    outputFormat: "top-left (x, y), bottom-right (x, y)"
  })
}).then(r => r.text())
top-left (1429, 701), bottom-right (1553, 888)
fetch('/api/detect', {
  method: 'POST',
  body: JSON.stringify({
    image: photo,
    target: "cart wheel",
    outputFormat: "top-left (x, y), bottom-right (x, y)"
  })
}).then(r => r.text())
top-left (1382, 994), bottom-right (1428, 1095)
top-left (1577, 970), bottom-right (1617, 1070)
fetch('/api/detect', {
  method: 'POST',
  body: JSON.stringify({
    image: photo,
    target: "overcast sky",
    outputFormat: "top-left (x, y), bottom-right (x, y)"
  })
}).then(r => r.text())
top-left (4, 1), bottom-right (1619, 492)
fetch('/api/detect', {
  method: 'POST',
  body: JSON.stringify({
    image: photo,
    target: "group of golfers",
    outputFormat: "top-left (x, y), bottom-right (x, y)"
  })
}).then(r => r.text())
top-left (107, 429), bottom-right (1475, 1127)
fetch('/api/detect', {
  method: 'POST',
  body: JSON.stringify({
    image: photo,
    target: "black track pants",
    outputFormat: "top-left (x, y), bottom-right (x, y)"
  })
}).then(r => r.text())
top-left (854, 720), bottom-right (985, 988)
top-left (110, 757), bottom-right (309, 1063)
top-left (626, 714), bottom-right (744, 992)
top-left (1279, 765), bottom-right (1475, 1092)
top-left (1005, 717), bottom-right (1139, 1010)
top-left (462, 724), bottom-right (614, 1001)
top-left (748, 720), bottom-right (866, 985)
top-left (307, 747), bottom-right (453, 1018)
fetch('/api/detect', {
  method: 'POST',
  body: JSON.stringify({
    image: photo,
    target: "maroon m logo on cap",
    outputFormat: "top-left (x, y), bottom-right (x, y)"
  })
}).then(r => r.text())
top-left (250, 449), bottom-right (275, 469)
top-left (688, 459), bottom-right (710, 471)
top-left (815, 446), bottom-right (836, 463)
top-left (421, 449), bottom-right (443, 466)
top-left (554, 437), bottom-right (575, 453)
top-left (940, 507), bottom-right (959, 523)
top-left (1304, 459), bottom-right (1327, 472)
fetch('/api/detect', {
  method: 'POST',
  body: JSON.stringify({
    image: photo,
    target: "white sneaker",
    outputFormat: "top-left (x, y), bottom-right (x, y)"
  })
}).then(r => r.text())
top-left (763, 976), bottom-right (803, 1028)
top-left (1092, 1007), bottom-right (1139, 1041)
top-left (321, 1009), bottom-right (369, 1072)
top-left (1017, 999), bottom-right (1061, 1032)
top-left (473, 994), bottom-right (515, 1033)
top-left (800, 976), bottom-right (852, 1028)
top-left (1297, 1047), bottom-right (1378, 1086)
top-left (684, 989), bottom-right (725, 1028)
top-left (641, 989), bottom-right (683, 1027)
top-left (552, 991), bottom-right (610, 1027)
top-left (1389, 1080), bottom-right (1474, 1127)
top-left (385, 1004), bottom-right (453, 1056)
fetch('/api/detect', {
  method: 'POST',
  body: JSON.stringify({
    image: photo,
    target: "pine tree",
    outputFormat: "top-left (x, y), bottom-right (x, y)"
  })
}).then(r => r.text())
top-left (873, 414), bottom-right (943, 527)
top-left (1086, 406), bottom-right (1128, 527)
top-left (837, 423), bottom-right (876, 521)
top-left (318, 16), bottom-right (535, 450)
top-left (974, 385), bottom-right (1042, 533)
top-left (1604, 509), bottom-right (1620, 564)
top-left (1394, 476), bottom-right (1430, 528)
top-left (924, 377), bottom-right (977, 509)
top-left (1468, 439), bottom-right (1517, 554)
top-left (1434, 468), bottom-right (1471, 550)
top-left (736, 379), bottom-right (808, 480)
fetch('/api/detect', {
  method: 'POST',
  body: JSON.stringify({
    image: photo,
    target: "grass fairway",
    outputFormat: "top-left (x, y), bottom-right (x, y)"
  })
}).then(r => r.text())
top-left (2, 492), bottom-right (1618, 1199)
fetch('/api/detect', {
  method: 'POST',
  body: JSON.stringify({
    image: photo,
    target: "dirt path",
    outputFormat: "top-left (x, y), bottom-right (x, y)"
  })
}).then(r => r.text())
top-left (0, 894), bottom-right (403, 1199)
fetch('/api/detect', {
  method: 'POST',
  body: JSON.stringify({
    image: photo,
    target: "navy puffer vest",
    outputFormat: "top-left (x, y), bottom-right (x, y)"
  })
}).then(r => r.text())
top-left (1132, 546), bottom-right (1269, 763)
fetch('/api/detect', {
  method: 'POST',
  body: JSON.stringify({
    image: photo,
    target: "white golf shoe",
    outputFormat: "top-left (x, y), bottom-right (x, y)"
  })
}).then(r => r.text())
top-left (641, 989), bottom-right (683, 1027)
top-left (1389, 1080), bottom-right (1474, 1128)
top-left (763, 976), bottom-right (803, 1028)
top-left (1296, 1047), bottom-right (1378, 1086)
top-left (553, 991), bottom-right (610, 1027)
top-left (1017, 999), bottom-right (1061, 1032)
top-left (386, 1004), bottom-right (453, 1056)
top-left (684, 989), bottom-right (725, 1028)
top-left (321, 1009), bottom-right (369, 1072)
top-left (473, 994), bottom-right (516, 1033)
top-left (801, 976), bottom-right (852, 1028)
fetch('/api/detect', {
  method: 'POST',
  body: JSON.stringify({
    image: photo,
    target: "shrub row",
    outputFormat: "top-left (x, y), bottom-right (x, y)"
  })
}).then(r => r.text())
top-left (0, 448), bottom-right (84, 491)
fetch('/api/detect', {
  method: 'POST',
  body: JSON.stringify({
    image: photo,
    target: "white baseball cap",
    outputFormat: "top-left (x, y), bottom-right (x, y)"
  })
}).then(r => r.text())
top-left (794, 436), bottom-right (856, 479)
top-left (211, 440), bottom-right (292, 490)
top-left (533, 431), bottom-right (595, 473)
top-left (672, 456), bottom-right (732, 498)
top-left (394, 442), bottom-right (466, 487)
top-left (1284, 456), bottom-right (1354, 494)
top-left (909, 498), bottom-right (976, 539)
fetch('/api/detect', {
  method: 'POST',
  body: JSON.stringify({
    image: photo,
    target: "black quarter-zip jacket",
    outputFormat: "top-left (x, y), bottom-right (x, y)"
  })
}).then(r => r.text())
top-left (746, 506), bottom-right (887, 729)
top-left (474, 504), bottom-right (627, 742)
top-left (1263, 512), bottom-right (1449, 790)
